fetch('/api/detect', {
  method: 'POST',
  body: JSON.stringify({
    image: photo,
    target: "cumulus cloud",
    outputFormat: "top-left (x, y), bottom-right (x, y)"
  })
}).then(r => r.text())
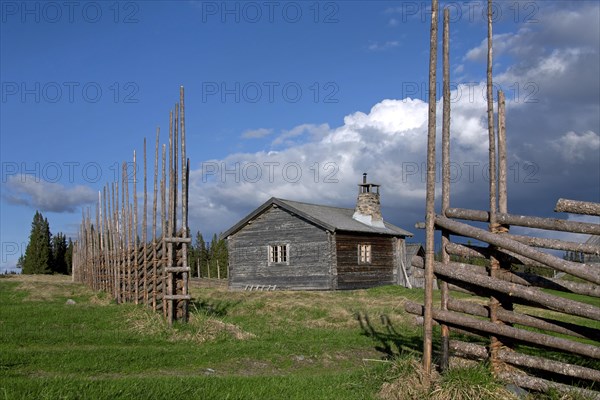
top-left (188, 84), bottom-right (521, 236)
top-left (3, 176), bottom-right (96, 213)
top-left (186, 2), bottom-right (599, 238)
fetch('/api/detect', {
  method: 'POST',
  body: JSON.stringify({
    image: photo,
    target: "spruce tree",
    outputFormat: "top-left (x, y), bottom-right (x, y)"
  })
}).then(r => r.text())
top-left (22, 211), bottom-right (53, 274)
top-left (65, 238), bottom-right (74, 275)
top-left (51, 233), bottom-right (68, 274)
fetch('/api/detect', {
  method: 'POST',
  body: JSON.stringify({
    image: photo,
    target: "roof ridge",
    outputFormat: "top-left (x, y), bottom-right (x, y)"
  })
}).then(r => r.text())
top-left (276, 197), bottom-right (353, 211)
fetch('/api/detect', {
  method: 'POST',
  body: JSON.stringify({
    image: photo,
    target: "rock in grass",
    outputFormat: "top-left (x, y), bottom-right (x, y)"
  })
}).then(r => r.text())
top-left (66, 299), bottom-right (76, 305)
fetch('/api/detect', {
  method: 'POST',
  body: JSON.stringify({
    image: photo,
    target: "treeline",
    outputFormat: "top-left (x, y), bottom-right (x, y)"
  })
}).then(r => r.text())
top-left (18, 211), bottom-right (73, 275)
top-left (188, 232), bottom-right (228, 279)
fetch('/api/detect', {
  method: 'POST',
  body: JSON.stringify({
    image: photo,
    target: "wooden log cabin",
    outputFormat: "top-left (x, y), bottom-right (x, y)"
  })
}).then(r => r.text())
top-left (222, 174), bottom-right (416, 290)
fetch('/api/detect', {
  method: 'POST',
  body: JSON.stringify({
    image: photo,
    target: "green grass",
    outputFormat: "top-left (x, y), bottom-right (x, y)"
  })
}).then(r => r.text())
top-left (0, 275), bottom-right (412, 399)
top-left (1, 275), bottom-right (597, 399)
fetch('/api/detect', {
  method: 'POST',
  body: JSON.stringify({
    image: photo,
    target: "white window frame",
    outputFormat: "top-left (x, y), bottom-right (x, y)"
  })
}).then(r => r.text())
top-left (268, 244), bottom-right (289, 265)
top-left (358, 244), bottom-right (372, 264)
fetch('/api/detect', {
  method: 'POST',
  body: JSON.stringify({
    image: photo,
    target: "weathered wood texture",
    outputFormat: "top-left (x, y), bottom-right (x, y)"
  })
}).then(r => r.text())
top-left (405, 301), bottom-right (600, 359)
top-left (336, 233), bottom-right (396, 290)
top-left (555, 198), bottom-right (600, 217)
top-left (416, 2), bottom-right (600, 395)
top-left (450, 340), bottom-right (600, 383)
top-left (227, 206), bottom-right (333, 290)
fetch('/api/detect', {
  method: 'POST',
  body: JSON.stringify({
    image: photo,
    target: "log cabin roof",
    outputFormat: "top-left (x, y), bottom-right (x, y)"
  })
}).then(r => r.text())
top-left (221, 197), bottom-right (413, 239)
top-left (405, 243), bottom-right (424, 263)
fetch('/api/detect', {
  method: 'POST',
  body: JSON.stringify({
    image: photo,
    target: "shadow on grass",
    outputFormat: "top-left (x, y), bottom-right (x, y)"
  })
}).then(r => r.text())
top-left (355, 312), bottom-right (430, 359)
top-left (190, 298), bottom-right (242, 317)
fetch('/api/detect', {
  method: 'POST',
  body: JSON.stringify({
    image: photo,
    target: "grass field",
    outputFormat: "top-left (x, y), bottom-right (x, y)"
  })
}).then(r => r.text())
top-left (0, 275), bottom-right (596, 399)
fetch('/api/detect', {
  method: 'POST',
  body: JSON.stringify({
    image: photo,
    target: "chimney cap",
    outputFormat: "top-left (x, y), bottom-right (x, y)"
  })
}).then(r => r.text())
top-left (358, 173), bottom-right (380, 187)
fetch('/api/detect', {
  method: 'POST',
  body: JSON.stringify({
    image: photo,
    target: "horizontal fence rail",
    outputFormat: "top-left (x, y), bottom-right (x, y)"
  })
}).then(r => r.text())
top-left (415, 2), bottom-right (600, 397)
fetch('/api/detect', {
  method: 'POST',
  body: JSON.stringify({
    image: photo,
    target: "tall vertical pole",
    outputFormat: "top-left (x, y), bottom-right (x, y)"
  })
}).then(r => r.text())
top-left (498, 91), bottom-right (507, 214)
top-left (180, 86), bottom-right (189, 322)
top-left (116, 179), bottom-right (122, 303)
top-left (123, 162), bottom-right (131, 302)
top-left (152, 128), bottom-right (159, 311)
top-left (423, 0), bottom-right (439, 379)
top-left (143, 138), bottom-right (148, 305)
top-left (133, 150), bottom-right (139, 304)
top-left (486, 0), bottom-right (502, 372)
top-left (102, 186), bottom-right (108, 293)
top-left (440, 6), bottom-right (451, 373)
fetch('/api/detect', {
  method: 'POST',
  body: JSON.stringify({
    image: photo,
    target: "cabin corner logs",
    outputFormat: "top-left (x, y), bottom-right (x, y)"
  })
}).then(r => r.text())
top-left (408, 0), bottom-right (600, 397)
top-left (72, 87), bottom-right (191, 324)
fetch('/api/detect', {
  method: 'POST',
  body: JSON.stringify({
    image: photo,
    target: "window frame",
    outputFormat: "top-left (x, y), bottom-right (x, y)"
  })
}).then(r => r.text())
top-left (268, 243), bottom-right (290, 265)
top-left (357, 243), bottom-right (372, 264)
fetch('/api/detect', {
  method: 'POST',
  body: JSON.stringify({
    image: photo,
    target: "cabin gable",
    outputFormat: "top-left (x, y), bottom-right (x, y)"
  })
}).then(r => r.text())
top-left (227, 205), bottom-right (333, 290)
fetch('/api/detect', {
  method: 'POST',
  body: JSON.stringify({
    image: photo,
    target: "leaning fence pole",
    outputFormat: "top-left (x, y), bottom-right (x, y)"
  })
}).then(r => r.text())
top-left (439, 6), bottom-right (451, 372)
top-left (423, 0), bottom-right (439, 379)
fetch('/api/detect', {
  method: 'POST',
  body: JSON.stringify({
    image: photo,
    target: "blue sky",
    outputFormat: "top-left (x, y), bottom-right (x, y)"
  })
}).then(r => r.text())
top-left (1, 1), bottom-right (599, 273)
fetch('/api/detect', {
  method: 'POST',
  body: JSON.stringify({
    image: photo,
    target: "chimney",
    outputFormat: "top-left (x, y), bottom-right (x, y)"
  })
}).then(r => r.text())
top-left (352, 173), bottom-right (385, 228)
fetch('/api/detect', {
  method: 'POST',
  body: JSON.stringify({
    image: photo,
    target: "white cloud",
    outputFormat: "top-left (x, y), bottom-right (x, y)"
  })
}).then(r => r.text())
top-left (186, 2), bottom-right (599, 238)
top-left (465, 32), bottom-right (523, 62)
top-left (4, 176), bottom-right (96, 213)
top-left (272, 123), bottom-right (330, 146)
top-left (187, 85), bottom-right (511, 236)
top-left (241, 128), bottom-right (273, 139)
top-left (368, 41), bottom-right (400, 52)
top-left (551, 131), bottom-right (600, 163)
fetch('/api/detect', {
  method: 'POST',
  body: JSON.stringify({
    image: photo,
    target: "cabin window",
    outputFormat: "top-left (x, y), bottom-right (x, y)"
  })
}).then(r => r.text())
top-left (268, 244), bottom-right (289, 264)
top-left (358, 244), bottom-right (372, 264)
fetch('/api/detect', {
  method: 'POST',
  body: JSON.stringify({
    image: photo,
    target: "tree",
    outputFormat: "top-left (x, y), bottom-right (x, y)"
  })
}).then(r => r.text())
top-left (51, 233), bottom-right (68, 274)
top-left (65, 238), bottom-right (74, 275)
top-left (209, 233), bottom-right (228, 279)
top-left (22, 211), bottom-right (53, 274)
top-left (16, 254), bottom-right (25, 270)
